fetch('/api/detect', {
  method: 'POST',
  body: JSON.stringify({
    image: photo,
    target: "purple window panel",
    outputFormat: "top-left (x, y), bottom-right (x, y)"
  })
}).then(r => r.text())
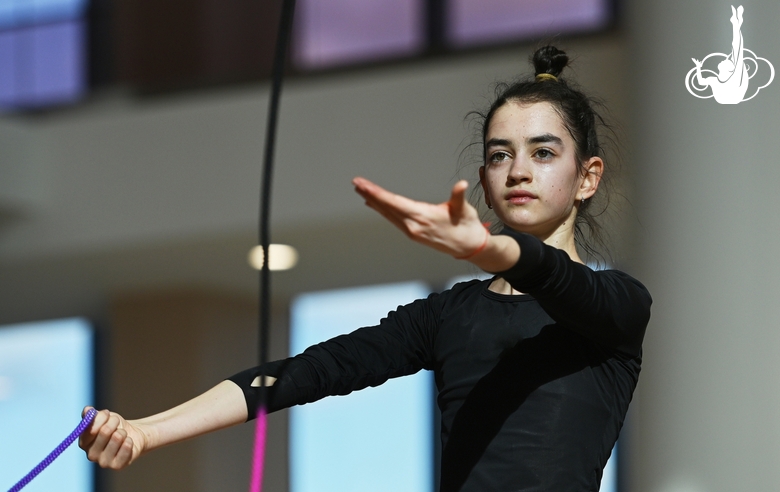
top-left (29, 20), bottom-right (85, 106)
top-left (447, 0), bottom-right (610, 48)
top-left (0, 20), bottom-right (85, 110)
top-left (294, 0), bottom-right (424, 70)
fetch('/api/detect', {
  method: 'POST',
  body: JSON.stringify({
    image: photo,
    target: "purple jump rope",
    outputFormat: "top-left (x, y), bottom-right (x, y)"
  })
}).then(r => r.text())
top-left (7, 408), bottom-right (98, 492)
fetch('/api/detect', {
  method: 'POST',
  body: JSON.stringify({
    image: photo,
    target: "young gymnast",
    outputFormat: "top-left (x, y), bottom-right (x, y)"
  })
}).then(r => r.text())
top-left (80, 45), bottom-right (651, 491)
top-left (692, 5), bottom-right (749, 104)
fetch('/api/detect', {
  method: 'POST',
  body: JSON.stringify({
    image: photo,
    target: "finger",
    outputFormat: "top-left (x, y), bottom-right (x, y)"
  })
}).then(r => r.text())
top-left (361, 188), bottom-right (445, 245)
top-left (353, 176), bottom-right (382, 201)
top-left (354, 178), bottom-right (400, 206)
top-left (78, 406), bottom-right (96, 448)
top-left (362, 188), bottom-right (442, 235)
top-left (447, 180), bottom-right (469, 222)
top-left (111, 437), bottom-right (135, 469)
top-left (362, 196), bottom-right (414, 234)
top-left (80, 409), bottom-right (110, 450)
top-left (359, 190), bottom-right (407, 220)
top-left (99, 428), bottom-right (128, 468)
top-left (353, 177), bottom-right (421, 216)
top-left (88, 413), bottom-right (121, 462)
top-left (354, 176), bottom-right (457, 247)
top-left (360, 190), bottom-right (427, 235)
top-left (357, 183), bottom-right (407, 220)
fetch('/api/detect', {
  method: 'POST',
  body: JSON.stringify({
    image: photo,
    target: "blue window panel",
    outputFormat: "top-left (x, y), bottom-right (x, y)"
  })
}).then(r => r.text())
top-left (0, 19), bottom-right (85, 110)
top-left (0, 318), bottom-right (94, 492)
top-left (290, 282), bottom-right (434, 492)
top-left (294, 0), bottom-right (424, 70)
top-left (447, 0), bottom-right (611, 48)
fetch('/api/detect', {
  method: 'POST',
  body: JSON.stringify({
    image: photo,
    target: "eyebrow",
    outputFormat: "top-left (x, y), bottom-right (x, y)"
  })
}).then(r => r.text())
top-left (485, 133), bottom-right (564, 149)
top-left (527, 133), bottom-right (564, 146)
top-left (485, 138), bottom-right (511, 149)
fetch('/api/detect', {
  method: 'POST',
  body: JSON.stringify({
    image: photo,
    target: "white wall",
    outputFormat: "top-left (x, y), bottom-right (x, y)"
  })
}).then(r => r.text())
top-left (0, 120), bottom-right (43, 214)
top-left (627, 0), bottom-right (780, 490)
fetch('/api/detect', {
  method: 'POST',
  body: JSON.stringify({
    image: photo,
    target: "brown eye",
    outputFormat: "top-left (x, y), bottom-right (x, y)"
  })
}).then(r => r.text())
top-left (489, 151), bottom-right (510, 164)
top-left (533, 148), bottom-right (554, 159)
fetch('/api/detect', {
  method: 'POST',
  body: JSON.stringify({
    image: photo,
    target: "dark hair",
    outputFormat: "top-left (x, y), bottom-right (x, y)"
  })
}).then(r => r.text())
top-left (474, 45), bottom-right (616, 264)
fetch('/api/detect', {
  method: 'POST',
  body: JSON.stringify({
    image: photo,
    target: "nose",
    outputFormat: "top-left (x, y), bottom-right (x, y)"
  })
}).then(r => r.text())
top-left (506, 157), bottom-right (532, 185)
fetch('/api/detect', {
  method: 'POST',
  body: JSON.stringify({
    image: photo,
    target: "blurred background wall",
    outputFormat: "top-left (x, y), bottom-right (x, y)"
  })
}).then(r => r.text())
top-left (628, 1), bottom-right (780, 491)
top-left (1, 0), bottom-right (779, 490)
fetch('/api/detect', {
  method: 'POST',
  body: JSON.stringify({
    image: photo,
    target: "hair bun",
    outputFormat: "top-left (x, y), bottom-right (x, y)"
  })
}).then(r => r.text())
top-left (532, 46), bottom-right (569, 78)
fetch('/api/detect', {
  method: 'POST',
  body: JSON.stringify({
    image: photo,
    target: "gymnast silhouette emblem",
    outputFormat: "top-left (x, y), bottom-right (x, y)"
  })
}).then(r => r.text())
top-left (685, 5), bottom-right (774, 104)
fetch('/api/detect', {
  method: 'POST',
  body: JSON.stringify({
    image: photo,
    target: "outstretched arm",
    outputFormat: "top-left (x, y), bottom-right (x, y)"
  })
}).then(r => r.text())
top-left (79, 380), bottom-right (248, 469)
top-left (352, 177), bottom-right (520, 273)
top-left (692, 58), bottom-right (710, 87)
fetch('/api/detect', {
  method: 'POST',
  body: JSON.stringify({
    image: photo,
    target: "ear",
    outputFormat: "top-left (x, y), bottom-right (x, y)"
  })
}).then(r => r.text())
top-left (478, 165), bottom-right (492, 208)
top-left (579, 156), bottom-right (603, 200)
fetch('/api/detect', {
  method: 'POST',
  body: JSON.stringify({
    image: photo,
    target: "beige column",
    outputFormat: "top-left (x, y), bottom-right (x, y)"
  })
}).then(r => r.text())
top-left (625, 1), bottom-right (780, 491)
top-left (109, 289), bottom-right (289, 492)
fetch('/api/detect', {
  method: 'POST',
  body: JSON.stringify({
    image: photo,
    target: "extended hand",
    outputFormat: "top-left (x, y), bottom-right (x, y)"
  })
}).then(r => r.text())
top-left (352, 177), bottom-right (488, 259)
top-left (79, 407), bottom-right (148, 469)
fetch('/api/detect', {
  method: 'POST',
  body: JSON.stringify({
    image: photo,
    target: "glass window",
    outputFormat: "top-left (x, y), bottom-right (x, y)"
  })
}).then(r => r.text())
top-left (293, 0), bottom-right (425, 70)
top-left (0, 0), bottom-right (88, 111)
top-left (290, 282), bottom-right (434, 492)
top-left (446, 0), bottom-right (611, 47)
top-left (0, 318), bottom-right (95, 492)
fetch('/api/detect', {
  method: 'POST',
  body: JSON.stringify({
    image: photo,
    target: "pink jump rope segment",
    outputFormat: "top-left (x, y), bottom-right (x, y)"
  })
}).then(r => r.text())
top-left (249, 407), bottom-right (268, 492)
top-left (7, 408), bottom-right (98, 492)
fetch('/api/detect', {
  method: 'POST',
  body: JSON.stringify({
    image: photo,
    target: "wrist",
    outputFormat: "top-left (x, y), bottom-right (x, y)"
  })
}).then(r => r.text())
top-left (455, 228), bottom-right (490, 260)
top-left (130, 419), bottom-right (155, 455)
top-left (468, 234), bottom-right (520, 273)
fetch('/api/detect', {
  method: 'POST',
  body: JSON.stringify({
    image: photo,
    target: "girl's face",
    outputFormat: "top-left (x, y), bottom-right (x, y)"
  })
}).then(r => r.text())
top-left (479, 100), bottom-right (601, 242)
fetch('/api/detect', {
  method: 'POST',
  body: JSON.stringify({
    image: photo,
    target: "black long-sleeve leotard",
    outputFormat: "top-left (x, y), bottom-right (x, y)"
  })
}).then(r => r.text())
top-left (228, 229), bottom-right (652, 491)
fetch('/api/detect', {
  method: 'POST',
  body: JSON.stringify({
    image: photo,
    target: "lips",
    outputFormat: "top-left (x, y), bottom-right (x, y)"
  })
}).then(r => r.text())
top-left (504, 190), bottom-right (538, 204)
